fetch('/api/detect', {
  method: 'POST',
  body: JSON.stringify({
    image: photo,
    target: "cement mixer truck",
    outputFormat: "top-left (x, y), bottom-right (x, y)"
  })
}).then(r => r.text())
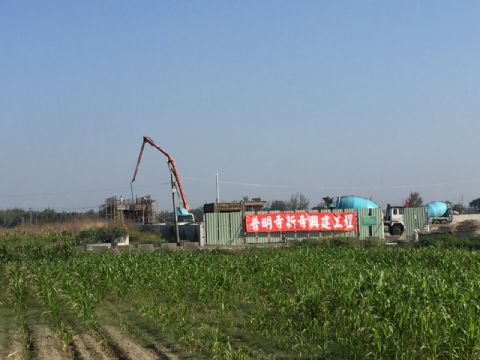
top-left (328, 195), bottom-right (404, 235)
top-left (425, 201), bottom-right (453, 224)
top-left (327, 196), bottom-right (453, 236)
top-left (383, 201), bottom-right (453, 235)
top-left (326, 196), bottom-right (404, 233)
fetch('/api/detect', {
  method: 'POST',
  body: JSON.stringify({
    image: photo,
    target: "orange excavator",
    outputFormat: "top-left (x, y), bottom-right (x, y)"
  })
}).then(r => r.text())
top-left (131, 136), bottom-right (195, 223)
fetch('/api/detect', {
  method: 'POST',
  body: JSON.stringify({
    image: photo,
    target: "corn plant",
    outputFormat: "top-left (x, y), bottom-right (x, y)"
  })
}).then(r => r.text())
top-left (30, 261), bottom-right (74, 349)
top-left (8, 263), bottom-right (31, 359)
top-left (9, 263), bottom-right (27, 329)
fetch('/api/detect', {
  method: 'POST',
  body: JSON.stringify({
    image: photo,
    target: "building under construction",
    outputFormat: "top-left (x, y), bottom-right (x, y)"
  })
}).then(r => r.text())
top-left (99, 195), bottom-right (157, 224)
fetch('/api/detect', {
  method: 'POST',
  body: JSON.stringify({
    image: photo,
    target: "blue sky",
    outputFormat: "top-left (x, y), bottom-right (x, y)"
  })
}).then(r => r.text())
top-left (1, 1), bottom-right (479, 211)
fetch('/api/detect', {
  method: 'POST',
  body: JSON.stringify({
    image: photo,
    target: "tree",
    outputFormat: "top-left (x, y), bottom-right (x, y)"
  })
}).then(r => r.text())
top-left (269, 193), bottom-right (310, 211)
top-left (157, 210), bottom-right (170, 223)
top-left (269, 200), bottom-right (287, 211)
top-left (311, 200), bottom-right (327, 211)
top-left (408, 192), bottom-right (423, 207)
top-left (469, 198), bottom-right (480, 212)
top-left (286, 193), bottom-right (309, 211)
top-left (452, 203), bottom-right (466, 214)
top-left (0, 208), bottom-right (98, 228)
top-left (312, 197), bottom-right (333, 211)
top-left (189, 207), bottom-right (204, 222)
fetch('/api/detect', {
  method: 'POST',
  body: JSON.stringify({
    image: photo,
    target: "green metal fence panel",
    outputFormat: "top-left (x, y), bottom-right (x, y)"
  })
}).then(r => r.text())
top-left (370, 208), bottom-right (385, 239)
top-left (226, 213), bottom-right (233, 243)
top-left (357, 208), bottom-right (384, 240)
top-left (245, 233), bottom-right (258, 244)
top-left (269, 232), bottom-right (284, 243)
top-left (218, 216), bottom-right (225, 244)
top-left (357, 209), bottom-right (367, 240)
top-left (220, 213), bottom-right (228, 244)
top-left (244, 211), bottom-right (258, 244)
top-left (205, 213), bottom-right (218, 245)
top-left (229, 212), bottom-right (244, 245)
top-left (257, 233), bottom-right (270, 244)
top-left (214, 213), bottom-right (222, 245)
top-left (204, 212), bottom-right (244, 245)
top-left (245, 232), bottom-right (256, 243)
top-left (404, 207), bottom-right (428, 236)
top-left (285, 232), bottom-right (297, 241)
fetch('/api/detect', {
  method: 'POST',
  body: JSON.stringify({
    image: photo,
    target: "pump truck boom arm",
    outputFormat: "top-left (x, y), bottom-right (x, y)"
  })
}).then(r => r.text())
top-left (131, 136), bottom-right (190, 211)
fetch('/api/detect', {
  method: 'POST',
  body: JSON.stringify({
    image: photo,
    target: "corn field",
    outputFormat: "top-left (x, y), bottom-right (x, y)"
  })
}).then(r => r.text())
top-left (1, 236), bottom-right (480, 359)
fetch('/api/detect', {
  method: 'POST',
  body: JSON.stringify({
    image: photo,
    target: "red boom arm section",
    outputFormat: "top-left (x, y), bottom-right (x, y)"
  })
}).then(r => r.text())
top-left (131, 136), bottom-right (190, 211)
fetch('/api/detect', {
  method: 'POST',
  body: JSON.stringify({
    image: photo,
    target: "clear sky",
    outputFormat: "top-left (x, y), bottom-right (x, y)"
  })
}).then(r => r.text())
top-left (1, 1), bottom-right (479, 211)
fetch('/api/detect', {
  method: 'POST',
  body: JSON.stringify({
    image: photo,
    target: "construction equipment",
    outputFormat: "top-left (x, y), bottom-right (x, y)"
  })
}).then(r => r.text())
top-left (383, 204), bottom-right (407, 235)
top-left (425, 201), bottom-right (453, 224)
top-left (131, 136), bottom-right (195, 223)
top-left (327, 195), bottom-right (453, 236)
top-left (384, 201), bottom-right (453, 236)
top-left (328, 195), bottom-right (380, 210)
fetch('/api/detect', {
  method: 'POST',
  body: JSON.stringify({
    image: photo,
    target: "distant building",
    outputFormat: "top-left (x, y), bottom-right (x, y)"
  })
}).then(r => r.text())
top-left (203, 199), bottom-right (267, 214)
top-left (99, 195), bottom-right (157, 224)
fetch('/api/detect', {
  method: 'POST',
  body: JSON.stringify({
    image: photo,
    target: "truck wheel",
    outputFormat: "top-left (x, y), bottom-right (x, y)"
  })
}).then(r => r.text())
top-left (390, 224), bottom-right (403, 236)
top-left (441, 219), bottom-right (448, 224)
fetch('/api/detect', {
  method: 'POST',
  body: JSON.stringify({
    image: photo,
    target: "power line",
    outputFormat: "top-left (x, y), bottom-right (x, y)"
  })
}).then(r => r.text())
top-left (1, 176), bottom-right (478, 199)
top-left (182, 176), bottom-right (298, 189)
top-left (182, 176), bottom-right (480, 191)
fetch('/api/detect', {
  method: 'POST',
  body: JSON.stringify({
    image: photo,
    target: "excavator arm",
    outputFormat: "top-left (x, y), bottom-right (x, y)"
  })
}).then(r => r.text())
top-left (131, 136), bottom-right (190, 211)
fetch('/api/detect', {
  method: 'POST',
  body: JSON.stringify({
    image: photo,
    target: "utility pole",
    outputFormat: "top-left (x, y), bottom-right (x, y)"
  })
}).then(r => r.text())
top-left (171, 173), bottom-right (181, 247)
top-left (216, 172), bottom-right (220, 203)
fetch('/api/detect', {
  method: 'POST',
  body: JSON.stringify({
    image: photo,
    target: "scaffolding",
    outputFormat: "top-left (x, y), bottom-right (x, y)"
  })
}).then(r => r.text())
top-left (99, 195), bottom-right (157, 224)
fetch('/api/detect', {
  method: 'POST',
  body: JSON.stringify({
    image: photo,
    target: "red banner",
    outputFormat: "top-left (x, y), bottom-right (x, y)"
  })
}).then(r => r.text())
top-left (245, 212), bottom-right (357, 233)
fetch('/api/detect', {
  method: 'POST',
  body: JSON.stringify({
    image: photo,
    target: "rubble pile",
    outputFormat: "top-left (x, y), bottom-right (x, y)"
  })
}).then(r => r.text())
top-left (455, 220), bottom-right (480, 233)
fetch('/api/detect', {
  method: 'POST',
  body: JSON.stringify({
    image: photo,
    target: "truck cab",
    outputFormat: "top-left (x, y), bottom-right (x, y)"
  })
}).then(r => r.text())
top-left (384, 205), bottom-right (405, 235)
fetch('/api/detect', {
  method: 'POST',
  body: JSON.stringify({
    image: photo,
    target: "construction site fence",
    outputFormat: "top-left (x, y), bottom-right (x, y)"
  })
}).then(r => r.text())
top-left (403, 207), bottom-right (429, 236)
top-left (204, 208), bottom-right (384, 246)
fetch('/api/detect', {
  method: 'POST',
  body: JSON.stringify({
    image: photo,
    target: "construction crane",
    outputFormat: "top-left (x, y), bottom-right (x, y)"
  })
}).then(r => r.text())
top-left (131, 136), bottom-right (195, 223)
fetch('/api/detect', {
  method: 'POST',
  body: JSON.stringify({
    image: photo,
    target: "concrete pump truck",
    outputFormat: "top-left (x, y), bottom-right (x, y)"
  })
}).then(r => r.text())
top-left (131, 136), bottom-right (195, 224)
